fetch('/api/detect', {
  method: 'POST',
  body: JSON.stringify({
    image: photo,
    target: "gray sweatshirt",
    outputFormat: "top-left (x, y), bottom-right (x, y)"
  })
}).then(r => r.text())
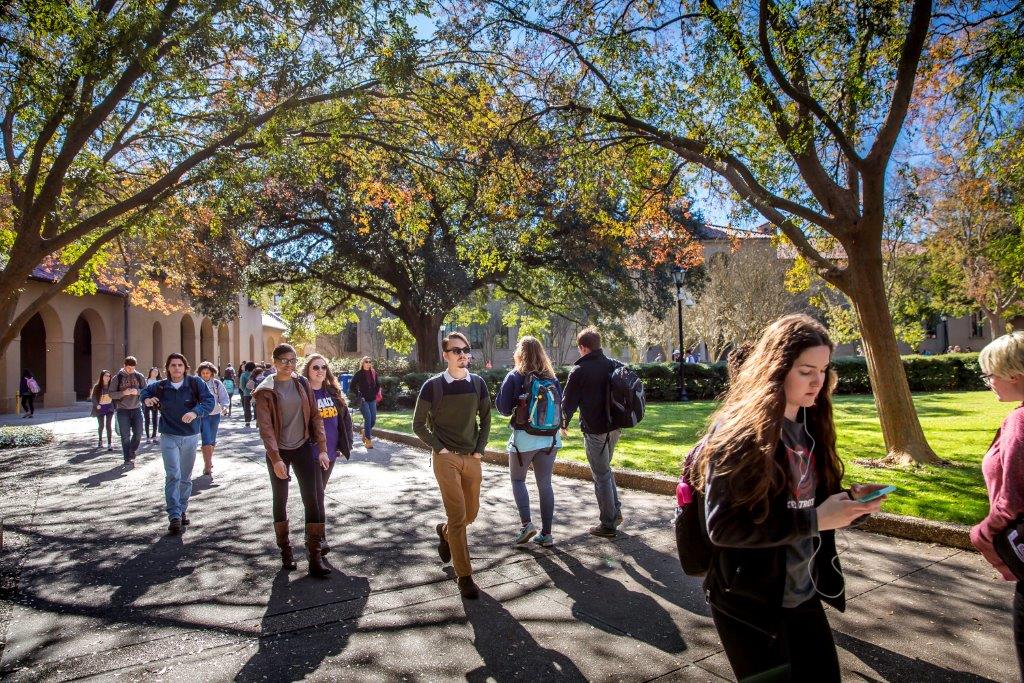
top-left (108, 369), bottom-right (147, 411)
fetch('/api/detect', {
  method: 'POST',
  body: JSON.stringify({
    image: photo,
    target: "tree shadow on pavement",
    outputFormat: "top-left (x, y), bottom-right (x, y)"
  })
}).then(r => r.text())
top-left (234, 569), bottom-right (371, 682)
top-left (109, 534), bottom-right (193, 609)
top-left (533, 548), bottom-right (687, 655)
top-left (834, 631), bottom-right (998, 683)
top-left (464, 590), bottom-right (586, 682)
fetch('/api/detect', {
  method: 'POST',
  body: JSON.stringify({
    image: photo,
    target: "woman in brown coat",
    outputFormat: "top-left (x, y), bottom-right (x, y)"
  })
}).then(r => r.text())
top-left (254, 343), bottom-right (331, 577)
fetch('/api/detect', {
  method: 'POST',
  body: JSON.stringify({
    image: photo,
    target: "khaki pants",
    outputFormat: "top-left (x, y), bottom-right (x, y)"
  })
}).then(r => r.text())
top-left (432, 451), bottom-right (482, 577)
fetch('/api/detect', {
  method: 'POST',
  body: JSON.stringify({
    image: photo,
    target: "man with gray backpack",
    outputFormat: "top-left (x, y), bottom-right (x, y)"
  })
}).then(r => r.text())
top-left (412, 331), bottom-right (492, 600)
top-left (562, 327), bottom-right (646, 538)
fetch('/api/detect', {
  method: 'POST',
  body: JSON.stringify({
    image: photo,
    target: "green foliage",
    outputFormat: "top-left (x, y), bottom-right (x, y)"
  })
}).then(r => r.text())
top-left (0, 426), bottom-right (54, 450)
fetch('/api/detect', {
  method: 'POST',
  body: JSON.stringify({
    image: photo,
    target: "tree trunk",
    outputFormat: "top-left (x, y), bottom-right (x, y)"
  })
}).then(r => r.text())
top-left (406, 312), bottom-right (447, 372)
top-left (984, 308), bottom-right (1004, 340)
top-left (843, 243), bottom-right (942, 465)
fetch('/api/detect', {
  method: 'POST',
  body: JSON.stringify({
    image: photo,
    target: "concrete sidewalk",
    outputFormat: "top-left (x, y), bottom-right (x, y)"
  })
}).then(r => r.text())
top-left (0, 414), bottom-right (1015, 681)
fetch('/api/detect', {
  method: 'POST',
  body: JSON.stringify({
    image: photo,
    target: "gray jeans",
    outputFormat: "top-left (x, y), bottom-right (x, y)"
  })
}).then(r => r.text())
top-left (583, 430), bottom-right (621, 529)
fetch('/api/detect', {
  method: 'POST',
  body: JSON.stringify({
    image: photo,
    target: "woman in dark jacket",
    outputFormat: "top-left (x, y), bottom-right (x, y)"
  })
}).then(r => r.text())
top-left (690, 314), bottom-right (889, 681)
top-left (351, 356), bottom-right (380, 449)
top-left (303, 354), bottom-right (354, 556)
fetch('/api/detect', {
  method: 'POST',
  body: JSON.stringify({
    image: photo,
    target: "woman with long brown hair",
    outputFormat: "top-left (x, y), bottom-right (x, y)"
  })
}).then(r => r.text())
top-left (302, 353), bottom-right (354, 556)
top-left (495, 336), bottom-right (563, 547)
top-left (691, 314), bottom-right (889, 681)
top-left (90, 370), bottom-right (114, 451)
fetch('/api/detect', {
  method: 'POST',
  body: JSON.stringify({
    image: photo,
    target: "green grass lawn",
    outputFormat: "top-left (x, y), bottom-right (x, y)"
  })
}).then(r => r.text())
top-left (372, 391), bottom-right (1009, 526)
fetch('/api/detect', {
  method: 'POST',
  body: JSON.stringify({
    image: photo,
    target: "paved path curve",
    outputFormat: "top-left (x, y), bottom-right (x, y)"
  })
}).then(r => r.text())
top-left (0, 412), bottom-right (1015, 681)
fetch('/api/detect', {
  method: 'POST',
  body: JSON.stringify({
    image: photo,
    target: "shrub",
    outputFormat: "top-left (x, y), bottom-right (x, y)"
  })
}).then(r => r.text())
top-left (0, 426), bottom-right (53, 450)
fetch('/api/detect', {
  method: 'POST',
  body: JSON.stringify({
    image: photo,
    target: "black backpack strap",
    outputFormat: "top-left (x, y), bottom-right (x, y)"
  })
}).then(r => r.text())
top-left (430, 374), bottom-right (444, 409)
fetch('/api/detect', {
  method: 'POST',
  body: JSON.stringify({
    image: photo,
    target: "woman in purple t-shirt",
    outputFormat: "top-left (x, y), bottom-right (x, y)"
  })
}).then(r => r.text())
top-left (302, 354), bottom-right (354, 556)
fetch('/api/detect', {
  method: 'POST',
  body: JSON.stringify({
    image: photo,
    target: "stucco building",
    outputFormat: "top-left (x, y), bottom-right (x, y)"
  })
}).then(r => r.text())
top-left (1, 267), bottom-right (275, 413)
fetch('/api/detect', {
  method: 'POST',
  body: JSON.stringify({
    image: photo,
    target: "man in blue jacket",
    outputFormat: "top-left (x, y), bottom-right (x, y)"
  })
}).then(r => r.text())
top-left (142, 353), bottom-right (216, 535)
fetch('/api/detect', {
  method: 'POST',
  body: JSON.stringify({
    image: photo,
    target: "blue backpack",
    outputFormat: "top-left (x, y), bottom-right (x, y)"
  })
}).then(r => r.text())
top-left (512, 373), bottom-right (562, 437)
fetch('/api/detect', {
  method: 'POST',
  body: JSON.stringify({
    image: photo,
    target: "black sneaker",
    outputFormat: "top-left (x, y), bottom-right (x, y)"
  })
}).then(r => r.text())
top-left (181, 513), bottom-right (190, 526)
top-left (436, 523), bottom-right (452, 564)
top-left (589, 525), bottom-right (617, 539)
top-left (457, 576), bottom-right (480, 600)
top-left (168, 518), bottom-right (182, 535)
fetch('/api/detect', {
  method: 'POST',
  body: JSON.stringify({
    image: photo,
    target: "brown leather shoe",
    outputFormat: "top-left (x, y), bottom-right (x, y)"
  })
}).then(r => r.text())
top-left (274, 520), bottom-right (297, 571)
top-left (436, 523), bottom-right (452, 564)
top-left (305, 523), bottom-right (331, 578)
top-left (457, 576), bottom-right (479, 600)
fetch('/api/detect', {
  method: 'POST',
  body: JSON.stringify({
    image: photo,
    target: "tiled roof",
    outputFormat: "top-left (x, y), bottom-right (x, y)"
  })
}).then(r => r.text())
top-left (30, 263), bottom-right (124, 296)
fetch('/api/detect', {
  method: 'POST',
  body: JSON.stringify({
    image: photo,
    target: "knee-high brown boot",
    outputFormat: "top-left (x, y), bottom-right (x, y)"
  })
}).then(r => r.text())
top-left (274, 520), bottom-right (297, 570)
top-left (305, 523), bottom-right (331, 577)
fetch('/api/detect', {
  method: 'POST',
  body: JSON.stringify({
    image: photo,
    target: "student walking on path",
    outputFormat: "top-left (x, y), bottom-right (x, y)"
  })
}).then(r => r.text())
top-left (239, 361), bottom-right (255, 427)
top-left (561, 327), bottom-right (624, 538)
top-left (141, 354), bottom-right (216, 536)
top-left (90, 370), bottom-right (115, 451)
top-left (691, 314), bottom-right (888, 682)
top-left (303, 353), bottom-right (354, 556)
top-left (19, 369), bottom-right (38, 418)
top-left (495, 336), bottom-right (562, 548)
top-left (144, 368), bottom-right (161, 443)
top-left (222, 363), bottom-right (236, 418)
top-left (412, 332), bottom-right (492, 600)
top-left (108, 356), bottom-right (146, 466)
top-left (254, 344), bottom-right (332, 578)
top-left (970, 331), bottom-right (1024, 680)
top-left (352, 356), bottom-right (381, 449)
top-left (197, 362), bottom-right (230, 479)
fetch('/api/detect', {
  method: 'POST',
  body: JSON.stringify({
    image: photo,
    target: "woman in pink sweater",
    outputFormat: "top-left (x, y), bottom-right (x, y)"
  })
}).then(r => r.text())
top-left (971, 331), bottom-right (1024, 678)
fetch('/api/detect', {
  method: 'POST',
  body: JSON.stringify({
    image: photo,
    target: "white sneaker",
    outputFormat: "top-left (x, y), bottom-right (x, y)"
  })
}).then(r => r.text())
top-left (515, 522), bottom-right (537, 545)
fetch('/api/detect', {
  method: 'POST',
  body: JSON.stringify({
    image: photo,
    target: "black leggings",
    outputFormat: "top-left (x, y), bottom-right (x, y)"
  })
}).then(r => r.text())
top-left (267, 443), bottom-right (324, 524)
top-left (710, 597), bottom-right (840, 682)
top-left (144, 406), bottom-right (159, 438)
top-left (1014, 581), bottom-right (1024, 681)
top-left (96, 413), bottom-right (113, 445)
top-left (21, 394), bottom-right (34, 415)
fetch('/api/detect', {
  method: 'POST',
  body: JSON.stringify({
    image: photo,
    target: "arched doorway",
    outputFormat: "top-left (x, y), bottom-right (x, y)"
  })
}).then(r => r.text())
top-left (152, 321), bottom-right (163, 369)
top-left (249, 334), bottom-right (255, 363)
top-left (217, 322), bottom-right (230, 371)
top-left (180, 316), bottom-right (196, 367)
top-left (20, 313), bottom-right (47, 398)
top-left (200, 317), bottom-right (214, 363)
top-left (73, 315), bottom-right (93, 400)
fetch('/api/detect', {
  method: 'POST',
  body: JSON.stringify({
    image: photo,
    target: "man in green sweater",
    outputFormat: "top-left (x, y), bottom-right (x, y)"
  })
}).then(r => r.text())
top-left (412, 331), bottom-right (492, 600)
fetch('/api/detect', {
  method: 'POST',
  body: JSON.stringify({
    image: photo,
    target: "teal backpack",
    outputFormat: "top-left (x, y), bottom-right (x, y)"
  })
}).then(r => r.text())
top-left (512, 373), bottom-right (562, 437)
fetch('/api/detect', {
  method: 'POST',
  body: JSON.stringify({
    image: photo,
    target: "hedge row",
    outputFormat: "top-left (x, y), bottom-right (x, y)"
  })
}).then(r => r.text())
top-left (358, 353), bottom-right (985, 410)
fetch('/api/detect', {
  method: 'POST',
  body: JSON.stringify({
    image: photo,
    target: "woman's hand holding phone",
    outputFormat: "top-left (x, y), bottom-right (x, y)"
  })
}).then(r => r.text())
top-left (817, 489), bottom-right (888, 531)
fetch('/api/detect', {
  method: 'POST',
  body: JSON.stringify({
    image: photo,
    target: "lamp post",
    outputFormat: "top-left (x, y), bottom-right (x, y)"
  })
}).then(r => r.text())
top-left (672, 266), bottom-right (690, 402)
top-left (940, 314), bottom-right (949, 353)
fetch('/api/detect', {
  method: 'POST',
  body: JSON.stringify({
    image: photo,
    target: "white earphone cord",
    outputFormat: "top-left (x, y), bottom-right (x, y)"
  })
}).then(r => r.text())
top-left (802, 406), bottom-right (846, 599)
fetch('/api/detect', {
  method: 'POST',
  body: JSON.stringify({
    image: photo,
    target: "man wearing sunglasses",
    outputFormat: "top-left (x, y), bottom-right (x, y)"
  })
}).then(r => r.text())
top-left (412, 331), bottom-right (492, 600)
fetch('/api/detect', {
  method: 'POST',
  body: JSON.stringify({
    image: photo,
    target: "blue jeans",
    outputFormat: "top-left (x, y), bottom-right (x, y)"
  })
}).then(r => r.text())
top-left (509, 446), bottom-right (557, 535)
top-left (200, 413), bottom-right (221, 446)
top-left (161, 433), bottom-right (199, 520)
top-left (359, 399), bottom-right (377, 438)
top-left (116, 408), bottom-right (143, 462)
top-left (584, 430), bottom-right (621, 529)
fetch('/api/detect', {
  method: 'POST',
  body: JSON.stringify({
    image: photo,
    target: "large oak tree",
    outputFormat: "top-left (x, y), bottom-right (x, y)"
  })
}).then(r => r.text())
top-left (453, 0), bottom-right (946, 463)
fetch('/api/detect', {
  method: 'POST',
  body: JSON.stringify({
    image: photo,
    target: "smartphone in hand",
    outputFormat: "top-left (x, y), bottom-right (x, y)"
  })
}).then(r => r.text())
top-left (856, 484), bottom-right (896, 503)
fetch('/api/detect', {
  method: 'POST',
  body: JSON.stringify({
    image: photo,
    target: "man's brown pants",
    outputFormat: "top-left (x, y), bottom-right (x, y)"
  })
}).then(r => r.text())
top-left (432, 451), bottom-right (482, 577)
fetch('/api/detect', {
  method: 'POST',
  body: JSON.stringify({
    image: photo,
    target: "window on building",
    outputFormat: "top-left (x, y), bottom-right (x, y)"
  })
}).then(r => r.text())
top-left (970, 312), bottom-right (986, 339)
top-left (495, 327), bottom-right (509, 350)
top-left (342, 322), bottom-right (358, 353)
top-left (468, 323), bottom-right (485, 349)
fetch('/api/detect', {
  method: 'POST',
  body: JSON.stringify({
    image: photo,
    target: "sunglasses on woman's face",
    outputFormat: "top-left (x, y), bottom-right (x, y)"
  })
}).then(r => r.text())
top-left (310, 365), bottom-right (328, 371)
